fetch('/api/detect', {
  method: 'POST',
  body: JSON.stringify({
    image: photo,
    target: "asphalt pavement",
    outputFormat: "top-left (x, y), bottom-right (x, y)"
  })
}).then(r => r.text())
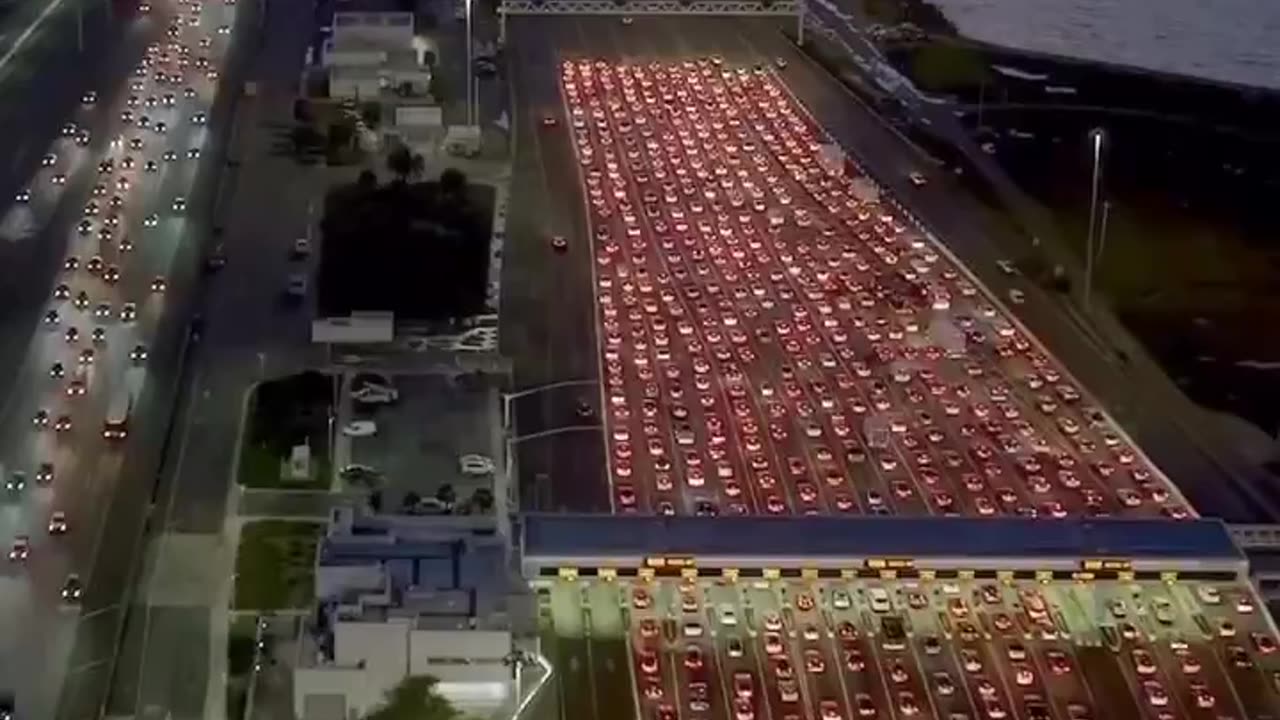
top-left (0, 0), bottom-right (248, 716)
top-left (497, 14), bottom-right (1266, 523)
top-left (542, 575), bottom-right (1280, 720)
top-left (100, 0), bottom-right (335, 713)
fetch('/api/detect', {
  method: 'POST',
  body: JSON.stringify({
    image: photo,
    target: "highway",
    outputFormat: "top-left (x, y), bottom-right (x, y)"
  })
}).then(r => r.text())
top-left (503, 16), bottom-right (1189, 521)
top-left (542, 576), bottom-right (1280, 720)
top-left (0, 0), bottom-right (242, 716)
top-left (500, 15), bottom-right (1265, 522)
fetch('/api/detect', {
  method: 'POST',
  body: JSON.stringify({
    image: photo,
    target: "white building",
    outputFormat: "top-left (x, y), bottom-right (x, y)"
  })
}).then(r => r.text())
top-left (323, 11), bottom-right (433, 101)
top-left (293, 616), bottom-right (513, 720)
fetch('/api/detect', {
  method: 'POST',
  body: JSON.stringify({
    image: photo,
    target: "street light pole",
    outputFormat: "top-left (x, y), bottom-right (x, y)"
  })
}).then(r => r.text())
top-left (1097, 200), bottom-right (1112, 264)
top-left (797, 0), bottom-right (806, 47)
top-left (1083, 128), bottom-right (1105, 314)
top-left (465, 0), bottom-right (474, 127)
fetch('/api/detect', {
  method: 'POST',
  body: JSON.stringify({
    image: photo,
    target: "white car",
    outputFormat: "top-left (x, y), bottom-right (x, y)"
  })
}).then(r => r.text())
top-left (351, 385), bottom-right (397, 404)
top-left (458, 454), bottom-right (496, 476)
top-left (909, 172), bottom-right (927, 187)
top-left (341, 420), bottom-right (377, 437)
top-left (1008, 288), bottom-right (1026, 304)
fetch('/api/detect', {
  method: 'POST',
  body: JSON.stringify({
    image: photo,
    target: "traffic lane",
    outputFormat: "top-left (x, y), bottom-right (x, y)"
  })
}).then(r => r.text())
top-left (736, 20), bottom-right (1253, 520)
top-left (506, 24), bottom-right (609, 513)
top-left (560, 57), bottom-right (1080, 515)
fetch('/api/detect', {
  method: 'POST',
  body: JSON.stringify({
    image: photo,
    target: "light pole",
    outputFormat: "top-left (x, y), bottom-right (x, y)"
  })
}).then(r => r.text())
top-left (1097, 200), bottom-right (1112, 264)
top-left (797, 0), bottom-right (806, 47)
top-left (464, 0), bottom-right (474, 127)
top-left (1083, 128), bottom-right (1105, 314)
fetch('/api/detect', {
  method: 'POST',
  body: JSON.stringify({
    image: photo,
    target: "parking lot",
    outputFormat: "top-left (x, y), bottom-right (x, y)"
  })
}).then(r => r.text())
top-left (345, 374), bottom-right (503, 512)
top-left (539, 576), bottom-right (1280, 720)
top-left (552, 57), bottom-right (1191, 519)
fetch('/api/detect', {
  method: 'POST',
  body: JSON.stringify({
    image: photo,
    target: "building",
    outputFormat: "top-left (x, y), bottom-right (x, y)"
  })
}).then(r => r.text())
top-left (293, 506), bottom-right (530, 720)
top-left (322, 11), bottom-right (432, 101)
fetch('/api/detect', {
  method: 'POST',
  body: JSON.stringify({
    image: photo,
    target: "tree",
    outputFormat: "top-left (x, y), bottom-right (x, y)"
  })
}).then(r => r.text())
top-left (387, 145), bottom-right (413, 182)
top-left (910, 43), bottom-right (989, 93)
top-left (439, 167), bottom-right (467, 203)
top-left (362, 675), bottom-right (460, 720)
top-left (402, 491), bottom-right (421, 510)
top-left (435, 483), bottom-right (457, 507)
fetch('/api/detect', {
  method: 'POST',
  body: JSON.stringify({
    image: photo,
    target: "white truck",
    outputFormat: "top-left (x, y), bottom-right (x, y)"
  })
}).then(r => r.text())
top-left (103, 367), bottom-right (145, 440)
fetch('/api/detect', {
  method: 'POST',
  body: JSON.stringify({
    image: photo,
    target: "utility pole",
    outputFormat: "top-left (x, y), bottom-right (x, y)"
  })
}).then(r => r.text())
top-left (76, 4), bottom-right (84, 53)
top-left (796, 0), bottom-right (806, 47)
top-left (1083, 128), bottom-right (1105, 314)
top-left (1097, 200), bottom-right (1112, 264)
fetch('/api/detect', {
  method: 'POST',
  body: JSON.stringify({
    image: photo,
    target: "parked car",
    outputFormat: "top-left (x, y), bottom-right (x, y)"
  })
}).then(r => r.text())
top-left (458, 454), bottom-right (496, 476)
top-left (342, 420), bottom-right (377, 437)
top-left (351, 385), bottom-right (398, 404)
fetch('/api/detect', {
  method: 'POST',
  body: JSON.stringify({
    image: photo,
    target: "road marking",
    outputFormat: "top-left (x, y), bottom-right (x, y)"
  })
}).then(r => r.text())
top-left (0, 0), bottom-right (73, 75)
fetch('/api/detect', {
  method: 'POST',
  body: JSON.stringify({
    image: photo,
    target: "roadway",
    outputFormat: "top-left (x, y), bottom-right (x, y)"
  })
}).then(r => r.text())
top-left (542, 575), bottom-right (1280, 720)
top-left (0, 0), bottom-right (244, 715)
top-left (97, 0), bottom-right (334, 712)
top-left (794, 5), bottom-right (1275, 522)
top-left (499, 16), bottom-right (1196, 521)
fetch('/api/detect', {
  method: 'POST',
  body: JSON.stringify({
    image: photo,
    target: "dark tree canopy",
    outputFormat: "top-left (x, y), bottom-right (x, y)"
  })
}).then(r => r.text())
top-left (317, 170), bottom-right (494, 321)
top-left (362, 675), bottom-right (460, 720)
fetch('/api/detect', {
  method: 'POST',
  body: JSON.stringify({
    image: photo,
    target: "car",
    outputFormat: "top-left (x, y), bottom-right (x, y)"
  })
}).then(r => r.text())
top-left (35, 463), bottom-right (54, 485)
top-left (352, 385), bottom-right (398, 404)
top-left (44, 309), bottom-right (61, 326)
top-left (188, 147), bottom-right (201, 159)
top-left (620, 15), bottom-right (633, 24)
top-left (341, 420), bottom-right (377, 437)
top-left (293, 238), bottom-right (311, 257)
top-left (541, 115), bottom-right (557, 127)
top-left (74, 291), bottom-right (89, 310)
top-left (144, 213), bottom-right (160, 227)
top-left (78, 348), bottom-right (95, 366)
top-left (15, 188), bottom-right (30, 203)
top-left (8, 536), bottom-right (29, 562)
top-left (82, 90), bottom-right (97, 105)
top-left (286, 273), bottom-right (308, 298)
top-left (163, 149), bottom-right (178, 162)
top-left (909, 172), bottom-right (928, 187)
top-left (459, 454), bottom-right (496, 476)
top-left (154, 121), bottom-right (168, 134)
top-left (6, 472), bottom-right (25, 492)
top-left (131, 344), bottom-right (149, 365)
top-left (49, 362), bottom-right (65, 378)
top-left (151, 276), bottom-right (167, 293)
top-left (48, 511), bottom-right (68, 534)
top-left (61, 574), bottom-right (83, 602)
top-left (192, 112), bottom-right (207, 125)
top-left (551, 235), bottom-right (569, 253)
top-left (131, 137), bottom-right (145, 150)
top-left (76, 130), bottom-right (91, 146)
top-left (94, 302), bottom-right (112, 320)
top-left (52, 173), bottom-right (67, 185)
top-left (339, 464), bottom-right (382, 484)
top-left (1009, 288), bottom-right (1026, 304)
top-left (145, 159), bottom-right (158, 172)
top-left (103, 265), bottom-right (121, 284)
top-left (206, 245), bottom-right (227, 271)
top-left (65, 326), bottom-right (80, 344)
top-left (41, 152), bottom-right (57, 167)
top-left (33, 409), bottom-right (50, 427)
top-left (120, 303), bottom-right (137, 322)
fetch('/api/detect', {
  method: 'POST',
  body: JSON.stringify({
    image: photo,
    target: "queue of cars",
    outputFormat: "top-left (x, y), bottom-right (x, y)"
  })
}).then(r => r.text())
top-left (556, 57), bottom-right (1188, 520)
top-left (5, 0), bottom-right (236, 609)
top-left (611, 576), bottom-right (1280, 720)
